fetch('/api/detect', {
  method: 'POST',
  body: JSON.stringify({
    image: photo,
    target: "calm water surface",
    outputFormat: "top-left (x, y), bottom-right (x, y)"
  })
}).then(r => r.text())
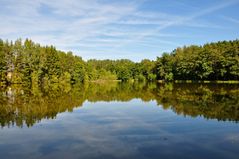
top-left (0, 82), bottom-right (239, 159)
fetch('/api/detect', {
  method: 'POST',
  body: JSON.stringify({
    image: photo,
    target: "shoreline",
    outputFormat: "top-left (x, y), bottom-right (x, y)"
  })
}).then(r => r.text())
top-left (158, 80), bottom-right (239, 84)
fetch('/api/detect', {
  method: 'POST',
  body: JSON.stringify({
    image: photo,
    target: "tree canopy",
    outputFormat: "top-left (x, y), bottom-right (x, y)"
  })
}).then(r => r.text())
top-left (0, 38), bottom-right (238, 86)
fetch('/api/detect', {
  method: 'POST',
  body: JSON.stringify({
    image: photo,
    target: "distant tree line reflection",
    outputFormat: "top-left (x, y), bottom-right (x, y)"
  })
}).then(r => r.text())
top-left (0, 82), bottom-right (239, 127)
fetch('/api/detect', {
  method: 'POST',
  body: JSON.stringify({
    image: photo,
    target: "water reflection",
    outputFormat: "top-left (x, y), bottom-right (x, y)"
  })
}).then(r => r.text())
top-left (0, 82), bottom-right (239, 128)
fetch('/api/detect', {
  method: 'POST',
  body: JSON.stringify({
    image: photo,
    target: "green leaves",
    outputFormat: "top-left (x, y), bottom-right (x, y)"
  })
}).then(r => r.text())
top-left (156, 40), bottom-right (239, 81)
top-left (0, 38), bottom-right (238, 86)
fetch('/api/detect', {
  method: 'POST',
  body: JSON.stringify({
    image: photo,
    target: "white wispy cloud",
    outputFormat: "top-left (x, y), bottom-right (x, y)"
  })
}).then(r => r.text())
top-left (222, 16), bottom-right (239, 24)
top-left (114, 0), bottom-right (239, 49)
top-left (0, 0), bottom-right (238, 60)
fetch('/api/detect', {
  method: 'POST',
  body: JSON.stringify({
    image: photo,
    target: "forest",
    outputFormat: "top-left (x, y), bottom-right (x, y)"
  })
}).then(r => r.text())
top-left (0, 38), bottom-right (238, 86)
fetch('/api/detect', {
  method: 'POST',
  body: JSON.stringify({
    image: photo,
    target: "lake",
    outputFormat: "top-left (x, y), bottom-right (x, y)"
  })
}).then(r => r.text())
top-left (0, 82), bottom-right (239, 159)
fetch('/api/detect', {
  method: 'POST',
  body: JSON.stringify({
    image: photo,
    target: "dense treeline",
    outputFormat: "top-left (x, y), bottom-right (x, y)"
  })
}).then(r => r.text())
top-left (0, 39), bottom-right (87, 86)
top-left (0, 38), bottom-right (238, 86)
top-left (1, 82), bottom-right (239, 127)
top-left (157, 40), bottom-right (239, 81)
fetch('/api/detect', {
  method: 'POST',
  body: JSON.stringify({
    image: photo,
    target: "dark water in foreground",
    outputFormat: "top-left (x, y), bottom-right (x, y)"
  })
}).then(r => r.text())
top-left (0, 82), bottom-right (239, 159)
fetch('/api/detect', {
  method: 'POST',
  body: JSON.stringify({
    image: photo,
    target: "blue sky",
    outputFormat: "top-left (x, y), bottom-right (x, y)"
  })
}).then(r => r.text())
top-left (0, 0), bottom-right (239, 61)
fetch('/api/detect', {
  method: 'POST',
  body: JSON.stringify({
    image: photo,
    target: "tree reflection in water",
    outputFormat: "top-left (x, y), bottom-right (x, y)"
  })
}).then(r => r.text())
top-left (0, 82), bottom-right (239, 127)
